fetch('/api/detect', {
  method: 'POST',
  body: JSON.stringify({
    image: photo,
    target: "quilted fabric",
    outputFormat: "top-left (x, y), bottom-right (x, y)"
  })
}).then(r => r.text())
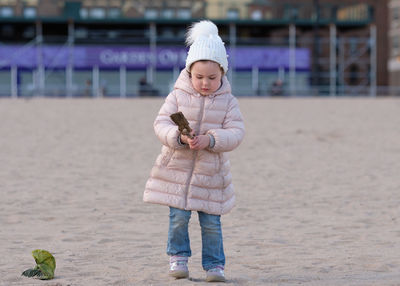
top-left (143, 69), bottom-right (245, 215)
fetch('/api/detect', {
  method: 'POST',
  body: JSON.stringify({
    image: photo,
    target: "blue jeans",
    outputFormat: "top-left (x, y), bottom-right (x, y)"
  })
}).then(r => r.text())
top-left (167, 207), bottom-right (225, 271)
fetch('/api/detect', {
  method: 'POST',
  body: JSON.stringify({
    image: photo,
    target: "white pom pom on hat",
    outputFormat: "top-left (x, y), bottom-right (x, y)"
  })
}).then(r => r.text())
top-left (185, 20), bottom-right (219, 46)
top-left (185, 20), bottom-right (229, 74)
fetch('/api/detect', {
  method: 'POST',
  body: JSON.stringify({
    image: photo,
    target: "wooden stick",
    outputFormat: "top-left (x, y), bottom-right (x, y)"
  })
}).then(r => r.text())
top-left (170, 112), bottom-right (195, 139)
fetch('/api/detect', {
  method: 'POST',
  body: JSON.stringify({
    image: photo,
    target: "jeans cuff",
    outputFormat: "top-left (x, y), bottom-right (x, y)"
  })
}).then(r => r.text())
top-left (167, 251), bottom-right (191, 257)
top-left (203, 264), bottom-right (225, 271)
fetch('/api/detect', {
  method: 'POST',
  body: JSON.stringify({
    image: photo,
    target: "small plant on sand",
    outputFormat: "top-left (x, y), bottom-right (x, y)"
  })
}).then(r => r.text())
top-left (22, 249), bottom-right (56, 280)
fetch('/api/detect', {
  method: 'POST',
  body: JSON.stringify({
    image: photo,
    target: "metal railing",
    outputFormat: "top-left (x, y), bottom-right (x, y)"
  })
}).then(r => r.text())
top-left (0, 5), bottom-right (380, 98)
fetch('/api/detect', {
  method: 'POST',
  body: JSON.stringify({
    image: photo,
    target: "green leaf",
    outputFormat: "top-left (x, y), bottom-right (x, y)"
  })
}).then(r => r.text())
top-left (22, 250), bottom-right (56, 280)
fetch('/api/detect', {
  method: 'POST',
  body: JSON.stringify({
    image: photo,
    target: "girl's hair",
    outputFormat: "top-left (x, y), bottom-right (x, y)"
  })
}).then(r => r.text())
top-left (189, 60), bottom-right (225, 76)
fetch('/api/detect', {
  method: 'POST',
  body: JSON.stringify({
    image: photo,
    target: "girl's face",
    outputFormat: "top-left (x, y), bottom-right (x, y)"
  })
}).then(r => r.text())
top-left (190, 61), bottom-right (223, 96)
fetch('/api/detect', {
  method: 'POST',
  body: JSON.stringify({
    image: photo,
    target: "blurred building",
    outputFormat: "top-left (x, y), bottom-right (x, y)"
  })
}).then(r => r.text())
top-left (388, 0), bottom-right (400, 88)
top-left (0, 0), bottom-right (389, 97)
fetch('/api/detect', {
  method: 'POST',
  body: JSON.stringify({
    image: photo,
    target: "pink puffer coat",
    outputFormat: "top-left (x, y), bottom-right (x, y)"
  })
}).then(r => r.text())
top-left (143, 69), bottom-right (245, 215)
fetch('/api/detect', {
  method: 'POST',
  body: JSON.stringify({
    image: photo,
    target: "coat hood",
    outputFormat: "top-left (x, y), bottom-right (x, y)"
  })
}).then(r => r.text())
top-left (174, 69), bottom-right (231, 98)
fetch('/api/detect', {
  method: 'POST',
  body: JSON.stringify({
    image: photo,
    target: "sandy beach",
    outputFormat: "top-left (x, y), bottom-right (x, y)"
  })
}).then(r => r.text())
top-left (1, 97), bottom-right (399, 286)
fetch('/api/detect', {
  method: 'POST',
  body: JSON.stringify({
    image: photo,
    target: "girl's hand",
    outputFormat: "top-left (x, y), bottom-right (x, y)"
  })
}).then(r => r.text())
top-left (180, 131), bottom-right (195, 145)
top-left (188, 135), bottom-right (210, 150)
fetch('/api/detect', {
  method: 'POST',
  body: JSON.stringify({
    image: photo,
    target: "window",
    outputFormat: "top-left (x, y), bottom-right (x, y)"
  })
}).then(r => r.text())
top-left (337, 4), bottom-right (368, 21)
top-left (23, 7), bottom-right (36, 18)
top-left (0, 6), bottom-right (13, 17)
top-left (251, 10), bottom-right (262, 20)
top-left (161, 28), bottom-right (174, 37)
top-left (144, 8), bottom-right (158, 19)
top-left (75, 28), bottom-right (88, 39)
top-left (284, 6), bottom-right (299, 19)
top-left (23, 26), bottom-right (35, 38)
top-left (162, 8), bottom-right (174, 19)
top-left (90, 7), bottom-right (106, 19)
top-left (108, 7), bottom-right (120, 18)
top-left (393, 7), bottom-right (399, 21)
top-left (177, 8), bottom-right (191, 19)
top-left (392, 36), bottom-right (399, 54)
top-left (22, 0), bottom-right (38, 5)
top-left (290, 7), bottom-right (299, 19)
top-left (227, 9), bottom-right (239, 19)
top-left (80, 8), bottom-right (88, 18)
top-left (265, 10), bottom-right (273, 19)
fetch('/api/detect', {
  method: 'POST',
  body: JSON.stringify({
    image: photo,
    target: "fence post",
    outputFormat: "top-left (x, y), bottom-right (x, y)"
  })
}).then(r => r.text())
top-left (66, 19), bottom-right (74, 97)
top-left (252, 66), bottom-right (259, 96)
top-left (148, 22), bottom-right (156, 85)
top-left (289, 24), bottom-right (296, 96)
top-left (370, 24), bottom-right (377, 97)
top-left (172, 66), bottom-right (179, 91)
top-left (92, 65), bottom-right (100, 97)
top-left (11, 65), bottom-right (18, 98)
top-left (120, 65), bottom-right (126, 98)
top-left (36, 20), bottom-right (45, 96)
top-left (229, 23), bottom-right (236, 85)
top-left (330, 23), bottom-right (337, 97)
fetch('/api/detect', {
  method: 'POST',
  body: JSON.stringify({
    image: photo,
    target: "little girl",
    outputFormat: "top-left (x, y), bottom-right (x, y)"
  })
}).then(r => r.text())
top-left (143, 20), bottom-right (245, 282)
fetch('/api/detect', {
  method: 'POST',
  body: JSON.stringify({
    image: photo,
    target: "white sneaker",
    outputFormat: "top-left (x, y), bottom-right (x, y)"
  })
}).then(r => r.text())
top-left (206, 266), bottom-right (225, 282)
top-left (169, 255), bottom-right (189, 279)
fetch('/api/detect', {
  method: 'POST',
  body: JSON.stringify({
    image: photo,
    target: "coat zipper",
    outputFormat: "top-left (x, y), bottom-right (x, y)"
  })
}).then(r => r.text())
top-left (183, 95), bottom-right (206, 209)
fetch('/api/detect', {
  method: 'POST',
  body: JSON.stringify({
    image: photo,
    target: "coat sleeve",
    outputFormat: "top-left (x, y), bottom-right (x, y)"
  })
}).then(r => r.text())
top-left (206, 96), bottom-right (245, 152)
top-left (154, 91), bottom-right (187, 149)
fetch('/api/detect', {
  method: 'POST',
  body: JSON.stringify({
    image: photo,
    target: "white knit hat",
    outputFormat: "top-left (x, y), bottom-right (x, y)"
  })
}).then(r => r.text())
top-left (185, 20), bottom-right (228, 74)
